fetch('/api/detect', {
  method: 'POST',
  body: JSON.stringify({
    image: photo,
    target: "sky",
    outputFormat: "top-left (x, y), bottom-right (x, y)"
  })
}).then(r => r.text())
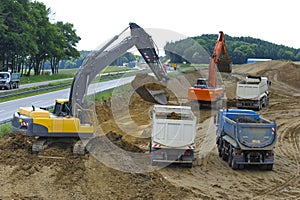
top-left (39, 0), bottom-right (300, 51)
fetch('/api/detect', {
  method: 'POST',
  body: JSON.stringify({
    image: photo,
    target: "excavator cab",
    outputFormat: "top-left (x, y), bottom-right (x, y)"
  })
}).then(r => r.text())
top-left (53, 99), bottom-right (71, 117)
top-left (194, 78), bottom-right (208, 88)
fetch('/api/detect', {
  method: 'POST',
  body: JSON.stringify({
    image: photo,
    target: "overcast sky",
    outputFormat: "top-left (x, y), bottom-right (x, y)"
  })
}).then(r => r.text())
top-left (39, 0), bottom-right (299, 51)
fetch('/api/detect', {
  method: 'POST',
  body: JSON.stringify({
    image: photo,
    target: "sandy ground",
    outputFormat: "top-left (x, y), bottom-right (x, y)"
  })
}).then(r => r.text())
top-left (0, 60), bottom-right (299, 199)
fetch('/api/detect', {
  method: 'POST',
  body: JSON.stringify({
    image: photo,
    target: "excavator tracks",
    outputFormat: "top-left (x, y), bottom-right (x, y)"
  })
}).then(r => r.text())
top-left (31, 138), bottom-right (47, 153)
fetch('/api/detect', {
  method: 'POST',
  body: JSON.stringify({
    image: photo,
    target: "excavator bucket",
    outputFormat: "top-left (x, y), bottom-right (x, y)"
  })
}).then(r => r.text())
top-left (217, 54), bottom-right (232, 73)
top-left (131, 73), bottom-right (169, 105)
top-left (135, 86), bottom-right (168, 105)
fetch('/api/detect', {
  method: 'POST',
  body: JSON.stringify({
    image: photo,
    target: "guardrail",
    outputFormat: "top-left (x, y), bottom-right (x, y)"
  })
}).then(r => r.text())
top-left (0, 118), bottom-right (12, 126)
top-left (0, 83), bottom-right (72, 99)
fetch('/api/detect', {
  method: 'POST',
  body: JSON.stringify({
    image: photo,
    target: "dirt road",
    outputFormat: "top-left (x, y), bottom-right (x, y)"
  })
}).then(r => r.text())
top-left (0, 60), bottom-right (299, 199)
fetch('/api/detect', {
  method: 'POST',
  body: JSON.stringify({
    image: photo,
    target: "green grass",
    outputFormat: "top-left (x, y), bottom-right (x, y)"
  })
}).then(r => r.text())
top-left (21, 71), bottom-right (75, 84)
top-left (0, 123), bottom-right (11, 137)
top-left (102, 66), bottom-right (136, 73)
top-left (20, 66), bottom-right (135, 85)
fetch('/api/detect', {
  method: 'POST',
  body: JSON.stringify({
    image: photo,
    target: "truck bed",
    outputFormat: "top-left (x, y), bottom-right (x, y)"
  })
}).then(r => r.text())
top-left (151, 105), bottom-right (196, 148)
top-left (217, 109), bottom-right (276, 149)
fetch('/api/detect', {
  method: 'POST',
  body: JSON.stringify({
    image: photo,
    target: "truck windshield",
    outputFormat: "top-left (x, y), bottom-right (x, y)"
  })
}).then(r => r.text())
top-left (0, 73), bottom-right (8, 79)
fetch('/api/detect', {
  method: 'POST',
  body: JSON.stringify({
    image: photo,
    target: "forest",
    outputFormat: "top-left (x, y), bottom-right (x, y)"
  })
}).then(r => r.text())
top-left (165, 34), bottom-right (300, 64)
top-left (0, 0), bottom-right (81, 76)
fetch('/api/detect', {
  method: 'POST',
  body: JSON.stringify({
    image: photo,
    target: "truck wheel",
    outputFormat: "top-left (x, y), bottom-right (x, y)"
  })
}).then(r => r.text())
top-left (231, 158), bottom-right (238, 170)
top-left (238, 164), bottom-right (245, 169)
top-left (227, 150), bottom-right (232, 167)
top-left (183, 163), bottom-right (193, 168)
top-left (257, 102), bottom-right (262, 111)
top-left (221, 147), bottom-right (228, 161)
top-left (217, 140), bottom-right (222, 157)
top-left (266, 164), bottom-right (273, 171)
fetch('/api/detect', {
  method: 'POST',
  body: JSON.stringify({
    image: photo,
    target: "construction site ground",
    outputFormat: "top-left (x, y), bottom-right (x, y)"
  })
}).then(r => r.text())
top-left (0, 60), bottom-right (300, 199)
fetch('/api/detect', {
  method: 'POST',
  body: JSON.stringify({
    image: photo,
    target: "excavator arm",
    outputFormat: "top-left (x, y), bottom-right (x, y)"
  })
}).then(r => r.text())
top-left (210, 31), bottom-right (232, 74)
top-left (208, 31), bottom-right (232, 88)
top-left (68, 23), bottom-right (169, 116)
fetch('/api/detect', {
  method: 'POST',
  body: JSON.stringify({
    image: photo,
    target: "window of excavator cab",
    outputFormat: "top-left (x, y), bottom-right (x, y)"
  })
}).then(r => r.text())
top-left (197, 79), bottom-right (207, 85)
top-left (53, 103), bottom-right (62, 115)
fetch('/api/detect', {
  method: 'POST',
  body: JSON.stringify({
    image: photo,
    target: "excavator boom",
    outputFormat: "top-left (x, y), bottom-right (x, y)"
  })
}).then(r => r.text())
top-left (212, 31), bottom-right (232, 73)
top-left (69, 23), bottom-right (169, 115)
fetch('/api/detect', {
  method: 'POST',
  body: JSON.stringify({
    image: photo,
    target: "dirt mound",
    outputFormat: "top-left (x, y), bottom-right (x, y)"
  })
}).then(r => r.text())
top-left (0, 132), bottom-right (195, 199)
top-left (233, 60), bottom-right (300, 90)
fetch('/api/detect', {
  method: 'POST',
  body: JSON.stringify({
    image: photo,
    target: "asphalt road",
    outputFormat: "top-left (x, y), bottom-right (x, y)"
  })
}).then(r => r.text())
top-left (0, 76), bottom-right (134, 122)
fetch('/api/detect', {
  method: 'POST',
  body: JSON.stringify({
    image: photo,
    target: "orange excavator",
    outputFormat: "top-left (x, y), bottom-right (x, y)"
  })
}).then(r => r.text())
top-left (187, 31), bottom-right (231, 107)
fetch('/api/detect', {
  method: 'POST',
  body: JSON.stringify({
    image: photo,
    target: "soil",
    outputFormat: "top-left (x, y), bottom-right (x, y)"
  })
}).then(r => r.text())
top-left (1, 60), bottom-right (300, 199)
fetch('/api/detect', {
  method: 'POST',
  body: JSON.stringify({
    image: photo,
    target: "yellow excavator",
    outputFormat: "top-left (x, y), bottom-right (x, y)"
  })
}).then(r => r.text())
top-left (11, 23), bottom-right (169, 154)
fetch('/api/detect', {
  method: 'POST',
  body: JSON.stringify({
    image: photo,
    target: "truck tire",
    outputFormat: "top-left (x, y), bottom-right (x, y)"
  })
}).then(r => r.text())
top-left (217, 139), bottom-right (222, 157)
top-left (266, 164), bottom-right (273, 171)
top-left (228, 150), bottom-right (238, 170)
top-left (231, 158), bottom-right (238, 170)
top-left (238, 164), bottom-right (245, 170)
top-left (257, 101), bottom-right (262, 111)
top-left (221, 146), bottom-right (228, 161)
top-left (227, 150), bottom-right (232, 166)
top-left (183, 163), bottom-right (193, 168)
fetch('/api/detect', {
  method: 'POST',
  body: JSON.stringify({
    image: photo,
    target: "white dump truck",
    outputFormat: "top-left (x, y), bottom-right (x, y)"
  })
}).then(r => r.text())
top-left (236, 76), bottom-right (270, 110)
top-left (149, 105), bottom-right (197, 168)
top-left (0, 72), bottom-right (20, 89)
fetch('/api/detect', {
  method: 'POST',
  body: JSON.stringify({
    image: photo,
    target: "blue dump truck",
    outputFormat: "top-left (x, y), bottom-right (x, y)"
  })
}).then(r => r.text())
top-left (215, 109), bottom-right (277, 170)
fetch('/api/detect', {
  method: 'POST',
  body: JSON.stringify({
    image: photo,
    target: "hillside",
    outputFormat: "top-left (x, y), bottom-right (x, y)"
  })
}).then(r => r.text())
top-left (165, 34), bottom-right (300, 64)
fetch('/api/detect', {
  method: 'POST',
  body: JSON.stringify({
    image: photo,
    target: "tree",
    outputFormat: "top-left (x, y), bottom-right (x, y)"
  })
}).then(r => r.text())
top-left (49, 21), bottom-right (81, 74)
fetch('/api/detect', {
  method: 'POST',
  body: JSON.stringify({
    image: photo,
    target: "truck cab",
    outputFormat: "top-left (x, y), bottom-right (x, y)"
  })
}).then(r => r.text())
top-left (0, 72), bottom-right (20, 89)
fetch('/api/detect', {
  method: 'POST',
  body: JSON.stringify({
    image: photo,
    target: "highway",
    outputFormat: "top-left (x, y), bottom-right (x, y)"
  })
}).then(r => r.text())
top-left (0, 76), bottom-right (134, 122)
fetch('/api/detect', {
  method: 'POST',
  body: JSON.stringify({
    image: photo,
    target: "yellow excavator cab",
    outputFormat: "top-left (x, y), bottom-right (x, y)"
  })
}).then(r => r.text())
top-left (53, 99), bottom-right (70, 116)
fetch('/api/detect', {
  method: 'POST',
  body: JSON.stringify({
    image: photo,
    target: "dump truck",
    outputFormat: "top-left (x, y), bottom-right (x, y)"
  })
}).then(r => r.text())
top-left (236, 76), bottom-right (270, 110)
top-left (149, 105), bottom-right (197, 168)
top-left (0, 72), bottom-right (20, 89)
top-left (215, 109), bottom-right (277, 170)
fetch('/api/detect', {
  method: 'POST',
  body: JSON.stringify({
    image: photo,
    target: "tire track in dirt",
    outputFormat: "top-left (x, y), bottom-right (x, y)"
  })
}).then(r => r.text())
top-left (252, 118), bottom-right (300, 199)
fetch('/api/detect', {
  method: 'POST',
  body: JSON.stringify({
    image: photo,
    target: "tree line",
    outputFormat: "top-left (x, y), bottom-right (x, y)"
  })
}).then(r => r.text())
top-left (0, 0), bottom-right (81, 76)
top-left (165, 33), bottom-right (300, 64)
